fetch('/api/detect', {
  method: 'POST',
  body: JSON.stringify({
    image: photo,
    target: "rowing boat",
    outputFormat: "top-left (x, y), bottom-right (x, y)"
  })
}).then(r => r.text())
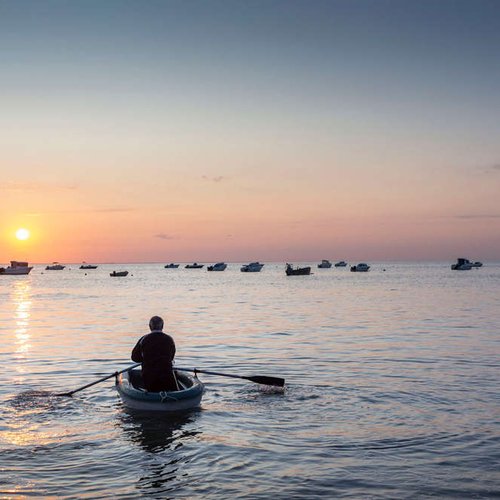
top-left (116, 369), bottom-right (204, 411)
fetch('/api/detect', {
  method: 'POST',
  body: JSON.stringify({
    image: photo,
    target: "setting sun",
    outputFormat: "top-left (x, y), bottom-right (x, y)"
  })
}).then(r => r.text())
top-left (15, 228), bottom-right (30, 241)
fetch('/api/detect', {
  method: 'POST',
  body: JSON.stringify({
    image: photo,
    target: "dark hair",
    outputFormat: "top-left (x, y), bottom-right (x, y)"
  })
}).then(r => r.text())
top-left (149, 316), bottom-right (164, 331)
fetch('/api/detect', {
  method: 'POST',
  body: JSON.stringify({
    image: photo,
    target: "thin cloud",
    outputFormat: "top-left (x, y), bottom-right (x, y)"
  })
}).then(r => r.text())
top-left (454, 214), bottom-right (500, 220)
top-left (1, 181), bottom-right (78, 192)
top-left (202, 175), bottom-right (225, 183)
top-left (154, 233), bottom-right (175, 240)
top-left (22, 207), bottom-right (135, 215)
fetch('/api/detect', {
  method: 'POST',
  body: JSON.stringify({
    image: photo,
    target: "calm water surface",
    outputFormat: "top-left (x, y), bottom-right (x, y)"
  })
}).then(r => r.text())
top-left (1, 262), bottom-right (499, 498)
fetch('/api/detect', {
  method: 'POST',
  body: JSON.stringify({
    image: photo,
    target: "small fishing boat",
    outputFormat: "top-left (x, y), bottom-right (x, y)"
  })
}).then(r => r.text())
top-left (164, 263), bottom-right (179, 269)
top-left (350, 263), bottom-right (370, 272)
top-left (80, 263), bottom-right (98, 269)
top-left (317, 259), bottom-right (332, 269)
top-left (471, 261), bottom-right (483, 268)
top-left (46, 262), bottom-right (65, 270)
top-left (185, 263), bottom-right (204, 269)
top-left (334, 261), bottom-right (347, 267)
top-left (240, 262), bottom-right (264, 272)
top-left (0, 261), bottom-right (33, 275)
top-left (116, 369), bottom-right (204, 412)
top-left (451, 258), bottom-right (472, 271)
top-left (207, 262), bottom-right (227, 271)
top-left (285, 263), bottom-right (311, 276)
top-left (110, 270), bottom-right (129, 277)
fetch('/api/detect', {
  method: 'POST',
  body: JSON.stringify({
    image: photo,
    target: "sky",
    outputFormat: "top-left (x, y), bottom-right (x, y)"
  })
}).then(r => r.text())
top-left (1, 0), bottom-right (499, 263)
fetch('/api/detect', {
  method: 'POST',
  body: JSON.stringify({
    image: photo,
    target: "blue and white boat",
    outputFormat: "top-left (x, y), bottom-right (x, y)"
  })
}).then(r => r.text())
top-left (350, 263), bottom-right (370, 272)
top-left (116, 369), bottom-right (204, 412)
top-left (317, 259), bottom-right (332, 269)
top-left (241, 262), bottom-right (264, 272)
top-left (207, 262), bottom-right (227, 271)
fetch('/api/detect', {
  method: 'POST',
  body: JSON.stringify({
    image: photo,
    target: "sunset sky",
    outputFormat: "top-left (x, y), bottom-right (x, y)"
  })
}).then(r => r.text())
top-left (1, 0), bottom-right (499, 263)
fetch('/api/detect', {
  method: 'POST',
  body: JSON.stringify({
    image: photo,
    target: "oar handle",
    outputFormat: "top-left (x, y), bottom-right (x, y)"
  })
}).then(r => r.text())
top-left (175, 367), bottom-right (285, 387)
top-left (59, 362), bottom-right (141, 396)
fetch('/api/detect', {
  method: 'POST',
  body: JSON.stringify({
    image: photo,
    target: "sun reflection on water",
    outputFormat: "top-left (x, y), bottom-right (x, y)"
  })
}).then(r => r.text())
top-left (12, 281), bottom-right (32, 379)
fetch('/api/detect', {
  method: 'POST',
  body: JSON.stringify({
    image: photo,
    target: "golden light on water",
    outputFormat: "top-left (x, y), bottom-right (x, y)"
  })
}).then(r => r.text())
top-left (15, 228), bottom-right (30, 241)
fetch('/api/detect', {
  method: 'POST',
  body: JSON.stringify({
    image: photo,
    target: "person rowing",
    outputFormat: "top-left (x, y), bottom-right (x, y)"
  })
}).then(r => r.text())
top-left (131, 316), bottom-right (178, 391)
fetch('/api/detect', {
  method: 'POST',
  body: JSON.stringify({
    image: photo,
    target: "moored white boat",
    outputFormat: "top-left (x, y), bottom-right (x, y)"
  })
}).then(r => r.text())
top-left (334, 261), bottom-right (347, 267)
top-left (80, 263), bottom-right (98, 269)
top-left (207, 262), bottom-right (227, 271)
top-left (451, 258), bottom-right (473, 270)
top-left (240, 262), bottom-right (264, 272)
top-left (46, 262), bottom-right (65, 270)
top-left (0, 261), bottom-right (33, 275)
top-left (350, 263), bottom-right (370, 272)
top-left (116, 369), bottom-right (204, 412)
top-left (317, 259), bottom-right (332, 269)
top-left (185, 263), bottom-right (204, 269)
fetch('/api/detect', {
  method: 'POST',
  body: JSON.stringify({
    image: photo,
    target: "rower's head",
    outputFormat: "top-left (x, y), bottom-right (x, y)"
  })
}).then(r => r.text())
top-left (149, 316), bottom-right (164, 331)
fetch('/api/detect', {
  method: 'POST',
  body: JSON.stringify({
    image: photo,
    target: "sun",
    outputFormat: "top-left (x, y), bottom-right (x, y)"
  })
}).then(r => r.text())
top-left (16, 228), bottom-right (30, 241)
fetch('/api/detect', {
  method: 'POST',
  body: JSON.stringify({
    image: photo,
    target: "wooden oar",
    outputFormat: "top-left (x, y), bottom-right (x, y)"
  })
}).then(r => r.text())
top-left (175, 367), bottom-right (285, 387)
top-left (56, 362), bottom-right (141, 396)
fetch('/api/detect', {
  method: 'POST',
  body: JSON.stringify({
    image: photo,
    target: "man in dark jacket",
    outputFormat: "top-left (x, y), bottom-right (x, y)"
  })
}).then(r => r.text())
top-left (131, 316), bottom-right (178, 392)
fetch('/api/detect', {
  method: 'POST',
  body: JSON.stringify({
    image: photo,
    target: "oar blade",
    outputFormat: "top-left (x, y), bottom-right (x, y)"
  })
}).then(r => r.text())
top-left (247, 375), bottom-right (285, 387)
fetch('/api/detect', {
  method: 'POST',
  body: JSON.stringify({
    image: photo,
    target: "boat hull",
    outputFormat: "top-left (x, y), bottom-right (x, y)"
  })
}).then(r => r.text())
top-left (286, 266), bottom-right (311, 276)
top-left (110, 271), bottom-right (129, 277)
top-left (207, 263), bottom-right (227, 271)
top-left (350, 264), bottom-right (370, 272)
top-left (0, 261), bottom-right (33, 275)
top-left (116, 370), bottom-right (204, 412)
top-left (0, 268), bottom-right (33, 275)
top-left (241, 263), bottom-right (264, 272)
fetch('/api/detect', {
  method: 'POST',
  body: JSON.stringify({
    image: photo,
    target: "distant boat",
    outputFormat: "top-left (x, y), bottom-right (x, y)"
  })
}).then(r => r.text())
top-left (0, 261), bottom-right (33, 275)
top-left (471, 261), bottom-right (483, 268)
top-left (286, 263), bottom-right (311, 276)
top-left (334, 261), bottom-right (347, 267)
top-left (241, 262), bottom-right (264, 272)
top-left (350, 263), bottom-right (370, 272)
top-left (317, 259), bottom-right (332, 269)
top-left (80, 263), bottom-right (98, 269)
top-left (185, 263), bottom-right (204, 269)
top-left (451, 258), bottom-right (472, 271)
top-left (164, 263), bottom-right (179, 269)
top-left (110, 271), bottom-right (129, 277)
top-left (46, 262), bottom-right (65, 270)
top-left (207, 262), bottom-right (227, 271)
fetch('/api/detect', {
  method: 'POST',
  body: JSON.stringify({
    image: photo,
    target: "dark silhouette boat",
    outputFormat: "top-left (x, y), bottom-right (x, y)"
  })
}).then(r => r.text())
top-left (110, 270), bottom-right (129, 277)
top-left (286, 263), bottom-right (311, 276)
top-left (185, 263), bottom-right (204, 269)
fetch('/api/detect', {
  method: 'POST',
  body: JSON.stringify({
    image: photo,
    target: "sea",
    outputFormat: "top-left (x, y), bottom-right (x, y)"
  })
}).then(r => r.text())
top-left (0, 262), bottom-right (499, 498)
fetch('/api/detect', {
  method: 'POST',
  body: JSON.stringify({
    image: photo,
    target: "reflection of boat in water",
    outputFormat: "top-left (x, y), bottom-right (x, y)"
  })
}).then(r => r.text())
top-left (207, 262), bottom-right (227, 271)
top-left (185, 263), bottom-right (204, 269)
top-left (116, 369), bottom-right (204, 412)
top-left (164, 263), bottom-right (179, 269)
top-left (350, 263), bottom-right (370, 272)
top-left (285, 263), bottom-right (311, 276)
top-left (334, 261), bottom-right (347, 267)
top-left (110, 271), bottom-right (129, 277)
top-left (317, 259), bottom-right (332, 269)
top-left (0, 261), bottom-right (33, 275)
top-left (241, 262), bottom-right (264, 272)
top-left (46, 262), bottom-right (65, 270)
top-left (80, 263), bottom-right (98, 269)
top-left (451, 258), bottom-right (473, 270)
